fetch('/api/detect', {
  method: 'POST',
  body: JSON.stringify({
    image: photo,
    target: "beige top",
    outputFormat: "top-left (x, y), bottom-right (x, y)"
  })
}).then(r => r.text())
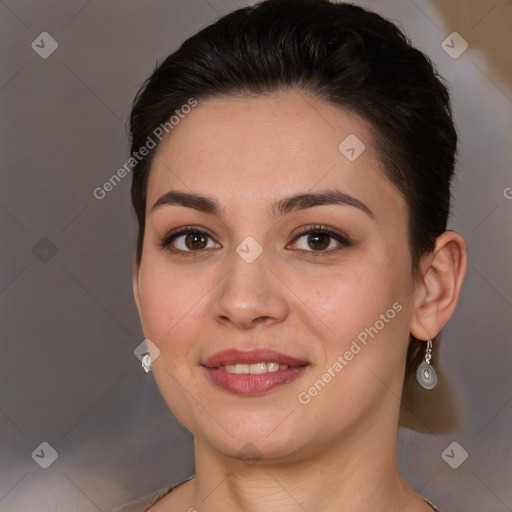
top-left (114, 476), bottom-right (440, 512)
top-left (113, 476), bottom-right (194, 512)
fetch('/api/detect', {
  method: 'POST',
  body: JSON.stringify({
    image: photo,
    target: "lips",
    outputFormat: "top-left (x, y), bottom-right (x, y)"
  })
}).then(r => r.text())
top-left (202, 348), bottom-right (309, 396)
top-left (203, 348), bottom-right (308, 368)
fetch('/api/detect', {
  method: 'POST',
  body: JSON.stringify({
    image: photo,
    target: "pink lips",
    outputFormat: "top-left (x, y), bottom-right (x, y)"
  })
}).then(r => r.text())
top-left (202, 348), bottom-right (309, 396)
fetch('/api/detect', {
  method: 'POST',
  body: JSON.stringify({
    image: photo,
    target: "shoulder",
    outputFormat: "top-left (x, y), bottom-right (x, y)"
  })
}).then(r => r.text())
top-left (114, 476), bottom-right (195, 512)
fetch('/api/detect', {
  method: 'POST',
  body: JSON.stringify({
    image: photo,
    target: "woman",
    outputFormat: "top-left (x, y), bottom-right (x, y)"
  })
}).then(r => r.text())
top-left (120, 0), bottom-right (467, 510)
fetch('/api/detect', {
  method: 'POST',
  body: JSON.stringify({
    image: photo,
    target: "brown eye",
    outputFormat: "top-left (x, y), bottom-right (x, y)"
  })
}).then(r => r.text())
top-left (304, 233), bottom-right (331, 251)
top-left (290, 225), bottom-right (352, 256)
top-left (160, 227), bottom-right (220, 256)
top-left (183, 232), bottom-right (208, 250)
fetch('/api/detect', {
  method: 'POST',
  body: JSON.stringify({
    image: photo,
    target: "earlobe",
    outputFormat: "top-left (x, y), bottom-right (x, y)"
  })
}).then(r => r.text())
top-left (410, 231), bottom-right (468, 341)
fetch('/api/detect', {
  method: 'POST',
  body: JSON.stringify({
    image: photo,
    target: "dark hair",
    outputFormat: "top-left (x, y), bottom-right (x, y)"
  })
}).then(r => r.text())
top-left (129, 0), bottom-right (458, 375)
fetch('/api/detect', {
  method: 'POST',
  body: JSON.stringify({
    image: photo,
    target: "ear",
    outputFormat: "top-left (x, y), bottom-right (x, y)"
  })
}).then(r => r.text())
top-left (132, 253), bottom-right (141, 313)
top-left (410, 230), bottom-right (468, 341)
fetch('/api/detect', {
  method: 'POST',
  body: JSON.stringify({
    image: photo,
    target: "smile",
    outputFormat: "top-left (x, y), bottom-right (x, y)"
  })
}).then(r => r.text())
top-left (202, 349), bottom-right (309, 395)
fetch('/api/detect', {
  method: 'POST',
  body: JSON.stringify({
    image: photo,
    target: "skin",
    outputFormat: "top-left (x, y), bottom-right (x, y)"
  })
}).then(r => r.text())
top-left (132, 93), bottom-right (467, 511)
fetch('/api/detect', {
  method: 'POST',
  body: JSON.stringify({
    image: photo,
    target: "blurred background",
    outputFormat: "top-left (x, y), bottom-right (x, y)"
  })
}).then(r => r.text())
top-left (0, 1), bottom-right (510, 511)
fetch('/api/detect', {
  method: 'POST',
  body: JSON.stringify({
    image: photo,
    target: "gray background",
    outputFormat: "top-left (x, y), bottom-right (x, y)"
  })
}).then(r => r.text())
top-left (0, 1), bottom-right (510, 511)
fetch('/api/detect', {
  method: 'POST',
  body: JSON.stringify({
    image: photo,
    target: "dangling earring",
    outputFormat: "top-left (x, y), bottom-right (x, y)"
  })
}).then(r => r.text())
top-left (141, 353), bottom-right (152, 373)
top-left (416, 340), bottom-right (437, 390)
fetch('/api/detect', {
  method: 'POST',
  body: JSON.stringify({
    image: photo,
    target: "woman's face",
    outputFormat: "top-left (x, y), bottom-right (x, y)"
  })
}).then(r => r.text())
top-left (133, 93), bottom-right (420, 461)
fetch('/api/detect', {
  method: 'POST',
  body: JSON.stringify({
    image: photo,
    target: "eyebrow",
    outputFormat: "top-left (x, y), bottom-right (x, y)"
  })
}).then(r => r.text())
top-left (151, 189), bottom-right (374, 219)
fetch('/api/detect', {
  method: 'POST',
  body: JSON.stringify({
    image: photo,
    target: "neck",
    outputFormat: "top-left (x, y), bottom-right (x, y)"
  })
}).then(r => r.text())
top-left (190, 391), bottom-right (424, 512)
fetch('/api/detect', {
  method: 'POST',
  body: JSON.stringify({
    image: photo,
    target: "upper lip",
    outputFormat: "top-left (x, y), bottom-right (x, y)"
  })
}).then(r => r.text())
top-left (203, 348), bottom-right (309, 368)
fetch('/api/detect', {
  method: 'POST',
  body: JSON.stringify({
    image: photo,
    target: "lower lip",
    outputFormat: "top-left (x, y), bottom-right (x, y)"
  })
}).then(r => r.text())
top-left (203, 366), bottom-right (308, 395)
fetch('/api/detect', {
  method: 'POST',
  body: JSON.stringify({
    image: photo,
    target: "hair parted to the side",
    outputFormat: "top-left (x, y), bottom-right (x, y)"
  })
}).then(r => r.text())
top-left (129, 0), bottom-right (458, 375)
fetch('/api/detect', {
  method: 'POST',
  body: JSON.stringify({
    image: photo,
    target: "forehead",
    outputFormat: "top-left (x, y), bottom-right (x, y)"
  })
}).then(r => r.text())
top-left (146, 93), bottom-right (401, 217)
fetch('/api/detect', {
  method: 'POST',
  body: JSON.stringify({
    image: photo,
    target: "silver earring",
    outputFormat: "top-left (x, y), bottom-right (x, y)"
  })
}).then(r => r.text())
top-left (141, 353), bottom-right (152, 373)
top-left (416, 340), bottom-right (437, 390)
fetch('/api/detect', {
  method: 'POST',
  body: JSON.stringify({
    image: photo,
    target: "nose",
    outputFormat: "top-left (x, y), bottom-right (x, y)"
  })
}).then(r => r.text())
top-left (213, 246), bottom-right (290, 330)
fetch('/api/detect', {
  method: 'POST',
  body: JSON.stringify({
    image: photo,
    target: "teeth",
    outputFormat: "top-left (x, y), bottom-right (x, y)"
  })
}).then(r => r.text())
top-left (222, 362), bottom-right (287, 374)
top-left (249, 362), bottom-right (267, 374)
top-left (267, 362), bottom-right (280, 372)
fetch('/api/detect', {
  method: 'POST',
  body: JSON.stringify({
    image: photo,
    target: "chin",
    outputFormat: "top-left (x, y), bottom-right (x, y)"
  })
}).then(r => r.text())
top-left (210, 432), bottom-right (306, 465)
top-left (190, 408), bottom-right (307, 457)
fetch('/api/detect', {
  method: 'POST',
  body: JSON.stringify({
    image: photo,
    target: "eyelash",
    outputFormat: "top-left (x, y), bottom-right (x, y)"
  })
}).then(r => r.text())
top-left (159, 224), bottom-right (352, 258)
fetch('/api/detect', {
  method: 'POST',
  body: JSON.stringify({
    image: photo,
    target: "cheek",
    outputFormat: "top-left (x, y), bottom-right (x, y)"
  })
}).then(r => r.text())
top-left (295, 272), bottom-right (409, 428)
top-left (136, 257), bottom-right (226, 368)
top-left (298, 255), bottom-right (406, 336)
top-left (300, 251), bottom-right (411, 394)
top-left (136, 262), bottom-right (203, 424)
top-left (329, 265), bottom-right (410, 372)
top-left (137, 261), bottom-right (196, 346)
